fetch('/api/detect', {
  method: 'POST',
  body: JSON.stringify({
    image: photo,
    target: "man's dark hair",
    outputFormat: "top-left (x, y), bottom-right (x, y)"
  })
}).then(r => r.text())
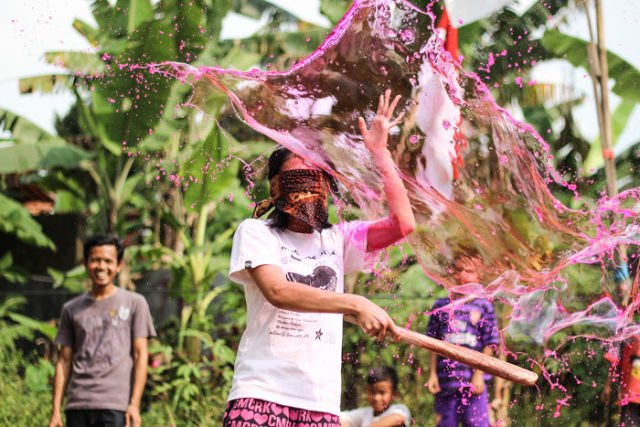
top-left (367, 366), bottom-right (399, 392)
top-left (83, 234), bottom-right (125, 262)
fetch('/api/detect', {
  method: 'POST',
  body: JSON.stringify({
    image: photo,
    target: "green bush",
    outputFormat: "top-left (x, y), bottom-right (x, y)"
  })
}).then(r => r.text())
top-left (0, 350), bottom-right (52, 426)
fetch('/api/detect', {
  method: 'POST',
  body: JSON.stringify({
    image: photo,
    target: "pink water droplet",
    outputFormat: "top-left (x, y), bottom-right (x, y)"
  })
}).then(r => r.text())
top-left (399, 28), bottom-right (415, 44)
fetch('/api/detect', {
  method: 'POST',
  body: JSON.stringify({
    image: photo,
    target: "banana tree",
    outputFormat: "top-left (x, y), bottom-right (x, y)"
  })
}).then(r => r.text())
top-left (11, 0), bottom-right (330, 353)
top-left (19, 0), bottom-right (271, 347)
top-left (0, 110), bottom-right (92, 176)
top-left (18, 0), bottom-right (305, 234)
top-left (139, 102), bottom-right (250, 360)
top-left (16, 0), bottom-right (232, 233)
top-left (0, 108), bottom-right (92, 251)
top-left (541, 29), bottom-right (640, 174)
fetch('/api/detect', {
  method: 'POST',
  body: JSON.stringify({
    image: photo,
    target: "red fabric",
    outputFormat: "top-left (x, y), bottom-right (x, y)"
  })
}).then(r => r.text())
top-left (620, 338), bottom-right (640, 405)
top-left (436, 9), bottom-right (459, 60)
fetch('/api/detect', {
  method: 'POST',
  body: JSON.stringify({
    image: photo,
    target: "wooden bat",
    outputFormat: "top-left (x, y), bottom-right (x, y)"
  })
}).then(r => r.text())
top-left (393, 326), bottom-right (539, 386)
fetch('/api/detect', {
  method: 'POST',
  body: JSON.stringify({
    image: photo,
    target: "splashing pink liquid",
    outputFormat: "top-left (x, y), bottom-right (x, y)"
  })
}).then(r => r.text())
top-left (147, 0), bottom-right (640, 350)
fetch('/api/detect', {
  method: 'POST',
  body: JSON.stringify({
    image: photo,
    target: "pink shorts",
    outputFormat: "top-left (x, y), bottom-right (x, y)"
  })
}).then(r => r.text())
top-left (223, 398), bottom-right (341, 427)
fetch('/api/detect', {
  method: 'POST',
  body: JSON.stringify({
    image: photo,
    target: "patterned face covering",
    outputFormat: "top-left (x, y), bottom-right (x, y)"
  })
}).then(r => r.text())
top-left (277, 169), bottom-right (329, 231)
top-left (253, 169), bottom-right (329, 231)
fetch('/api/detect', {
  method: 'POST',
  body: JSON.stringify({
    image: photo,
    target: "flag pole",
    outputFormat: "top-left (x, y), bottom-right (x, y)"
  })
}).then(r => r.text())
top-left (582, 0), bottom-right (631, 304)
top-left (594, 0), bottom-right (617, 198)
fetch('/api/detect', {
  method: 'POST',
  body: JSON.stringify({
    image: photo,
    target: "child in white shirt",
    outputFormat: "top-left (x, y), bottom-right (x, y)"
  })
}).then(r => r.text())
top-left (341, 366), bottom-right (411, 427)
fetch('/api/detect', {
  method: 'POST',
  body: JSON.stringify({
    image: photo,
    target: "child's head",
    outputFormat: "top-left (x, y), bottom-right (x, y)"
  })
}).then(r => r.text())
top-left (451, 251), bottom-right (483, 285)
top-left (366, 366), bottom-right (399, 415)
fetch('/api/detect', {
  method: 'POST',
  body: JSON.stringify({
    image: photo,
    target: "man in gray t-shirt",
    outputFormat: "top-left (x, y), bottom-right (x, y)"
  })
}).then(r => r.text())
top-left (49, 235), bottom-right (156, 427)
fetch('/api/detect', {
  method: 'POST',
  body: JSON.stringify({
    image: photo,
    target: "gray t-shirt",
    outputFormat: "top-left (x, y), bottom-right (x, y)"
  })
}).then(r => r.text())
top-left (55, 287), bottom-right (156, 411)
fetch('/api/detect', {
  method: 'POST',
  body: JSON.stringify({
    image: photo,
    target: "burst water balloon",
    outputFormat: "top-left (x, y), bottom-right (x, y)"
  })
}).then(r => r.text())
top-left (150, 0), bottom-right (640, 344)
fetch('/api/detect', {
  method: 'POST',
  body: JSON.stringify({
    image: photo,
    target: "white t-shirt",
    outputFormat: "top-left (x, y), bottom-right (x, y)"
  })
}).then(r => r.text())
top-left (340, 404), bottom-right (411, 427)
top-left (228, 218), bottom-right (373, 415)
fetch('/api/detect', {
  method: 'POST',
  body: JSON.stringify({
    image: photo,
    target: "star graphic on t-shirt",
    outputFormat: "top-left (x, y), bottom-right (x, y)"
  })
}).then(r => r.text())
top-left (315, 328), bottom-right (323, 340)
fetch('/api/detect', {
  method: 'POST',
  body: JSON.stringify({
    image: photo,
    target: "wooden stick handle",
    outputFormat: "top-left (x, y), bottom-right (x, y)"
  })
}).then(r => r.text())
top-left (393, 326), bottom-right (538, 386)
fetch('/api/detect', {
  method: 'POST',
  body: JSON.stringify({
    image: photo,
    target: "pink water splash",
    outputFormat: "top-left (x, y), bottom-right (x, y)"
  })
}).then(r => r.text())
top-left (147, 0), bottom-right (639, 349)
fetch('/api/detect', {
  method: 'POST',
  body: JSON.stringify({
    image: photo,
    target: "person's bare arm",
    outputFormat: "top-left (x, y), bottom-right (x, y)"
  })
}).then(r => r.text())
top-left (249, 264), bottom-right (397, 341)
top-left (470, 346), bottom-right (494, 395)
top-left (426, 351), bottom-right (441, 394)
top-left (491, 373), bottom-right (505, 411)
top-left (126, 337), bottom-right (149, 427)
top-left (49, 346), bottom-right (72, 427)
top-left (358, 90), bottom-right (415, 251)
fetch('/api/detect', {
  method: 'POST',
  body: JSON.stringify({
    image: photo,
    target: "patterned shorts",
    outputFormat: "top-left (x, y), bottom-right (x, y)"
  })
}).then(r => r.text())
top-left (223, 398), bottom-right (341, 427)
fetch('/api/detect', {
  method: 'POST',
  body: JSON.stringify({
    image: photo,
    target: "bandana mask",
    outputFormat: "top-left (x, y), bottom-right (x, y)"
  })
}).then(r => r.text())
top-left (253, 169), bottom-right (329, 231)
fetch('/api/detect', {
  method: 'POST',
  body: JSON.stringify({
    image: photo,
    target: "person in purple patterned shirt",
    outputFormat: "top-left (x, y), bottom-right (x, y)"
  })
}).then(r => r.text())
top-left (426, 253), bottom-right (499, 427)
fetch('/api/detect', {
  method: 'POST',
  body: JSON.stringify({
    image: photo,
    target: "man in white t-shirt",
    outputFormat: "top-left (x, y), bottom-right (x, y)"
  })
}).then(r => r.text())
top-left (341, 366), bottom-right (411, 427)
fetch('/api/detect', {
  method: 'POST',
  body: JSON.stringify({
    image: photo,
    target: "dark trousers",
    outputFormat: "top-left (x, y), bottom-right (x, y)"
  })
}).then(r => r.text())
top-left (65, 409), bottom-right (126, 427)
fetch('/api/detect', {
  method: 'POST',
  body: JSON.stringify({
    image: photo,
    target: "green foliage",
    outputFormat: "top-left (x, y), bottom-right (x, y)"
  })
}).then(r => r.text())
top-left (542, 29), bottom-right (640, 103)
top-left (0, 109), bottom-right (92, 174)
top-left (0, 296), bottom-right (33, 351)
top-left (582, 99), bottom-right (637, 174)
top-left (142, 296), bottom-right (239, 426)
top-left (611, 142), bottom-right (640, 192)
top-left (0, 296), bottom-right (58, 350)
top-left (0, 109), bottom-right (64, 145)
top-left (25, 358), bottom-right (56, 392)
top-left (508, 339), bottom-right (613, 425)
top-left (0, 141), bottom-right (91, 175)
top-left (19, 74), bottom-right (90, 95)
top-left (0, 193), bottom-right (55, 249)
top-left (8, 313), bottom-right (57, 342)
top-left (44, 51), bottom-right (106, 75)
top-left (320, 0), bottom-right (350, 25)
top-left (47, 264), bottom-right (88, 293)
top-left (459, 0), bottom-right (572, 89)
top-left (0, 351), bottom-right (52, 426)
top-left (540, 28), bottom-right (640, 176)
top-left (0, 253), bottom-right (28, 284)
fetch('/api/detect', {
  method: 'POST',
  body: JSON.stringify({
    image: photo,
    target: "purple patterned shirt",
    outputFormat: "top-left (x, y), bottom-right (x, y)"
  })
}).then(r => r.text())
top-left (426, 298), bottom-right (499, 390)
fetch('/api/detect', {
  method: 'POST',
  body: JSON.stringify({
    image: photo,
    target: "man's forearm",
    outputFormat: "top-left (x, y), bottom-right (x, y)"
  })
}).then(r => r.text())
top-left (52, 357), bottom-right (70, 414)
top-left (130, 342), bottom-right (149, 407)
